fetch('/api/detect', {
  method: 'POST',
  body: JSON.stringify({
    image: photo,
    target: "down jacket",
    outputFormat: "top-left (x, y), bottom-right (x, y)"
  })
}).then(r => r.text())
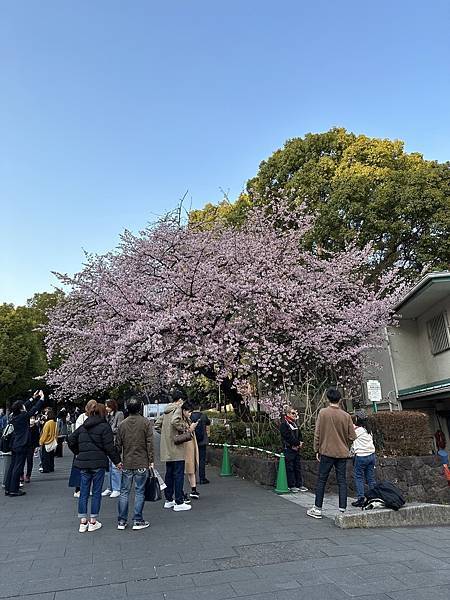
top-left (68, 415), bottom-right (120, 470)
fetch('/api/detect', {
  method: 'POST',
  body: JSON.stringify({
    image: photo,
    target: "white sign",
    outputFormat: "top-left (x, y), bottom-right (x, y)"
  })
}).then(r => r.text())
top-left (366, 380), bottom-right (382, 403)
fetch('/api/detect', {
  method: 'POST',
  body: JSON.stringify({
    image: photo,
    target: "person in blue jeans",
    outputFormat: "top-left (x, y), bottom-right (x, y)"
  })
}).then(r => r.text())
top-left (68, 402), bottom-right (122, 533)
top-left (351, 410), bottom-right (376, 507)
top-left (116, 397), bottom-right (154, 530)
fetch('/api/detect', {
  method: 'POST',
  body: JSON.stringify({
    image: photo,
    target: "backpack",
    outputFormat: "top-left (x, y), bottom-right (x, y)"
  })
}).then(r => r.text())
top-left (364, 481), bottom-right (405, 511)
top-left (0, 423), bottom-right (14, 453)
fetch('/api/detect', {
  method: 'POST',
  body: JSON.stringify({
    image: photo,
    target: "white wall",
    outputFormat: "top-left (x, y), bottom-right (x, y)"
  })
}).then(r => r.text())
top-left (388, 320), bottom-right (426, 391)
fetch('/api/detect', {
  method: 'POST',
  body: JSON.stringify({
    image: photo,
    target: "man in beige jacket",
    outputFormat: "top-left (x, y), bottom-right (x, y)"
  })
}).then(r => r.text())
top-left (307, 388), bottom-right (356, 519)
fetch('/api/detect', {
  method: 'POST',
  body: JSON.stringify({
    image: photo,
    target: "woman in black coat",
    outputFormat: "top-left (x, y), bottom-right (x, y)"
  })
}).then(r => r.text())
top-left (68, 401), bottom-right (122, 533)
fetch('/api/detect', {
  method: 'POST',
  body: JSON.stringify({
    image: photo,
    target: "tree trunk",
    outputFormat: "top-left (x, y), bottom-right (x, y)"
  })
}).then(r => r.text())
top-left (220, 377), bottom-right (251, 420)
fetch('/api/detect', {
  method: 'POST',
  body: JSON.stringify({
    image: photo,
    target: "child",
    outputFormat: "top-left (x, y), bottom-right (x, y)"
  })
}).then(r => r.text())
top-left (351, 410), bottom-right (376, 507)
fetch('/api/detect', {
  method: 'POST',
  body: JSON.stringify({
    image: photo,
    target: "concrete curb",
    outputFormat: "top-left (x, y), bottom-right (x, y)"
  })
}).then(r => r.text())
top-left (335, 502), bottom-right (450, 528)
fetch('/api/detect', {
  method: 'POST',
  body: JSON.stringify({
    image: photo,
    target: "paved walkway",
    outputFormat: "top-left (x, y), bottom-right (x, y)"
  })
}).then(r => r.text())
top-left (1, 451), bottom-right (450, 600)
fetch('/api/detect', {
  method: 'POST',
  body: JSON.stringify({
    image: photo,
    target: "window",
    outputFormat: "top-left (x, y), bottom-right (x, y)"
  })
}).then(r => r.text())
top-left (427, 312), bottom-right (450, 355)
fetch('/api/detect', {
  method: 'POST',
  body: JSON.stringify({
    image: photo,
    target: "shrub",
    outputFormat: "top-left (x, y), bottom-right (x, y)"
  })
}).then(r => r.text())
top-left (368, 411), bottom-right (433, 457)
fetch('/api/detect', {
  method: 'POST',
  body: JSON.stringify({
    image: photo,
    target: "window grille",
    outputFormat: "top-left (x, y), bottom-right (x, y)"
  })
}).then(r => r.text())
top-left (427, 312), bottom-right (450, 355)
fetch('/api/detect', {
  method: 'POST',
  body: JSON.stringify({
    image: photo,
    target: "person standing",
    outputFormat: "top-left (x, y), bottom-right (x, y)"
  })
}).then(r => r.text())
top-left (190, 404), bottom-right (211, 484)
top-left (56, 408), bottom-right (68, 458)
top-left (23, 415), bottom-right (41, 482)
top-left (307, 388), bottom-right (356, 519)
top-left (5, 390), bottom-right (45, 497)
top-left (116, 398), bottom-right (153, 530)
top-left (182, 402), bottom-right (200, 499)
top-left (154, 390), bottom-right (195, 512)
top-left (69, 400), bottom-right (96, 498)
top-left (39, 408), bottom-right (58, 473)
top-left (68, 401), bottom-right (122, 532)
top-left (351, 410), bottom-right (376, 507)
top-left (102, 399), bottom-right (124, 498)
top-left (280, 406), bottom-right (308, 493)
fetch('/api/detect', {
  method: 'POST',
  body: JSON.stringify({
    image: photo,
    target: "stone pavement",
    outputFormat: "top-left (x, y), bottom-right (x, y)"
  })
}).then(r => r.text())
top-left (2, 452), bottom-right (450, 600)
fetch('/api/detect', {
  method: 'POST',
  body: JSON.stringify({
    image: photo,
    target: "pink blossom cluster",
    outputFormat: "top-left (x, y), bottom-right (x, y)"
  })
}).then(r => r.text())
top-left (45, 201), bottom-right (403, 412)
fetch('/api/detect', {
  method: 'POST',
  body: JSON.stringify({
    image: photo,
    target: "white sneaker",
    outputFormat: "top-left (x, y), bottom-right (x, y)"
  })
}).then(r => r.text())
top-left (339, 508), bottom-right (346, 513)
top-left (173, 502), bottom-right (192, 512)
top-left (39, 467), bottom-right (43, 473)
top-left (290, 487), bottom-right (300, 493)
top-left (299, 486), bottom-right (308, 492)
top-left (79, 521), bottom-right (88, 533)
top-left (117, 521), bottom-right (127, 530)
top-left (164, 501), bottom-right (175, 509)
top-left (307, 506), bottom-right (322, 519)
top-left (73, 491), bottom-right (80, 498)
top-left (101, 489), bottom-right (112, 497)
top-left (110, 490), bottom-right (120, 498)
top-left (88, 521), bottom-right (102, 532)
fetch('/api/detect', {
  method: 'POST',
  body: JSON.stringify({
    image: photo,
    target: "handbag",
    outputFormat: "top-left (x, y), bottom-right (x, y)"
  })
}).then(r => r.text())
top-left (145, 468), bottom-right (162, 502)
top-left (45, 439), bottom-right (58, 452)
top-left (174, 431), bottom-right (192, 445)
top-left (0, 423), bottom-right (14, 453)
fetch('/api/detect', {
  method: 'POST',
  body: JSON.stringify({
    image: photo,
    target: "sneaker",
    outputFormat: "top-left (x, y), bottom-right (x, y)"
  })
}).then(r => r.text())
top-left (189, 491), bottom-right (200, 499)
top-left (79, 521), bottom-right (88, 533)
top-left (88, 521), bottom-right (102, 532)
top-left (173, 502), bottom-right (192, 512)
top-left (101, 489), bottom-right (112, 497)
top-left (290, 487), bottom-right (300, 493)
top-left (117, 521), bottom-right (127, 530)
top-left (110, 491), bottom-right (120, 498)
top-left (306, 506), bottom-right (322, 519)
top-left (73, 491), bottom-right (80, 498)
top-left (19, 482), bottom-right (24, 487)
top-left (183, 494), bottom-right (191, 504)
top-left (299, 486), bottom-right (308, 492)
top-left (351, 498), bottom-right (365, 508)
top-left (132, 520), bottom-right (150, 530)
top-left (199, 478), bottom-right (210, 484)
top-left (339, 508), bottom-right (346, 513)
top-left (164, 501), bottom-right (175, 509)
top-left (39, 467), bottom-right (43, 472)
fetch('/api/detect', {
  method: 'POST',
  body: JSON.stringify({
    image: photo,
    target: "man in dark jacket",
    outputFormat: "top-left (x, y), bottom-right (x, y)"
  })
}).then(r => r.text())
top-left (191, 404), bottom-right (211, 484)
top-left (68, 402), bottom-right (121, 532)
top-left (280, 405), bottom-right (308, 493)
top-left (115, 398), bottom-right (154, 530)
top-left (5, 390), bottom-right (45, 497)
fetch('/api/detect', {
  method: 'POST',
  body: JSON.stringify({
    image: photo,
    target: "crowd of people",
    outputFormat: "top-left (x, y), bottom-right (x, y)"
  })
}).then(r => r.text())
top-left (1, 389), bottom-right (211, 533)
top-left (280, 387), bottom-right (378, 519)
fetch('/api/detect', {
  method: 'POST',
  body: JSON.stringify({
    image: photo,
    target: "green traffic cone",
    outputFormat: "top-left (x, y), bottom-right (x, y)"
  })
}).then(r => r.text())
top-left (274, 454), bottom-right (290, 494)
top-left (220, 443), bottom-right (233, 476)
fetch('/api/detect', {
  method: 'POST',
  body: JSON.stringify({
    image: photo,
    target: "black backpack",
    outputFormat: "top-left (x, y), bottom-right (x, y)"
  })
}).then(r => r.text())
top-left (0, 423), bottom-right (14, 453)
top-left (364, 481), bottom-right (405, 511)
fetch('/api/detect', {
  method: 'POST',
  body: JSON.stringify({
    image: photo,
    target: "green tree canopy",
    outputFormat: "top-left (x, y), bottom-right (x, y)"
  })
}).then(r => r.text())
top-left (192, 128), bottom-right (450, 280)
top-left (0, 290), bottom-right (64, 406)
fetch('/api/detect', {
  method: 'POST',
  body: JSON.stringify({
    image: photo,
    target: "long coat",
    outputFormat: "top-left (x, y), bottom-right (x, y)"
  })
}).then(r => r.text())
top-left (184, 416), bottom-right (199, 475)
top-left (154, 403), bottom-right (187, 462)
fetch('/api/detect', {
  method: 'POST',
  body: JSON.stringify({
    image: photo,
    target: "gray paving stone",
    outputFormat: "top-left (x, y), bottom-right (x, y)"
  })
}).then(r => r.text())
top-left (194, 566), bottom-right (259, 586)
top-left (336, 576), bottom-right (407, 596)
top-left (54, 583), bottom-right (127, 600)
top-left (156, 558), bottom-right (219, 578)
top-left (276, 582), bottom-right (352, 599)
top-left (163, 583), bottom-right (237, 600)
top-left (230, 577), bottom-right (301, 596)
top-left (388, 585), bottom-right (450, 600)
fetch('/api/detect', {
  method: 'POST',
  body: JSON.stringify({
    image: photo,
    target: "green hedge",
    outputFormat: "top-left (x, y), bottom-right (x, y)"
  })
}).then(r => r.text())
top-left (209, 410), bottom-right (434, 458)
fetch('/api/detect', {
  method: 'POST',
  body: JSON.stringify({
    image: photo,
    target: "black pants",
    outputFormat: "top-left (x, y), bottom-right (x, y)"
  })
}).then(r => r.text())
top-left (5, 449), bottom-right (27, 493)
top-left (198, 445), bottom-right (207, 482)
top-left (164, 460), bottom-right (185, 504)
top-left (24, 446), bottom-right (35, 478)
top-left (55, 437), bottom-right (64, 458)
top-left (41, 446), bottom-right (55, 473)
top-left (314, 455), bottom-right (348, 509)
top-left (284, 448), bottom-right (303, 488)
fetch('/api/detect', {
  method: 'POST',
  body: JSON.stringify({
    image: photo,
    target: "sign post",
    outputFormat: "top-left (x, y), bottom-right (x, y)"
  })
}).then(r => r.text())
top-left (366, 380), bottom-right (382, 413)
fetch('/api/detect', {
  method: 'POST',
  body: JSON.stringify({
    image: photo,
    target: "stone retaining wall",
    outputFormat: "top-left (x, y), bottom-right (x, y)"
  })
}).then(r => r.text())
top-left (207, 448), bottom-right (449, 503)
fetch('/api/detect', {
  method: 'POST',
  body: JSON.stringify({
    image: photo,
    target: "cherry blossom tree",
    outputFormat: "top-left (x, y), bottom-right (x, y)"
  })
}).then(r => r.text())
top-left (45, 201), bottom-right (403, 415)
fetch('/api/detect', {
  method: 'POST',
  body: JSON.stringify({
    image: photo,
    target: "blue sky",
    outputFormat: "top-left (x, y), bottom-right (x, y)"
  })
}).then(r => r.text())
top-left (1, 0), bottom-right (449, 305)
